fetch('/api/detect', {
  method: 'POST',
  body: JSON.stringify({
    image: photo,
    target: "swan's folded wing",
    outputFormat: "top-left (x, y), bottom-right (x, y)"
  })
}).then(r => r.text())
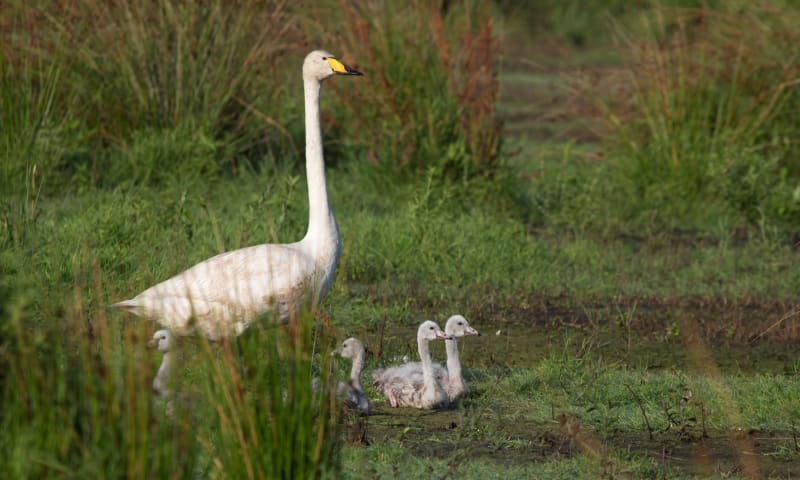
top-left (156, 244), bottom-right (314, 306)
top-left (371, 368), bottom-right (386, 386)
top-left (372, 362), bottom-right (420, 390)
top-left (117, 296), bottom-right (251, 339)
top-left (119, 244), bottom-right (317, 335)
top-left (372, 361), bottom-right (448, 389)
top-left (388, 379), bottom-right (424, 408)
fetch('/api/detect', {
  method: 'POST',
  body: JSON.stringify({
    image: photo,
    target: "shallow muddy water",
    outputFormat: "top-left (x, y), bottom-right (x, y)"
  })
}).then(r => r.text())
top-left (350, 404), bottom-right (800, 478)
top-left (346, 296), bottom-right (800, 477)
top-left (365, 297), bottom-right (799, 375)
top-left (346, 406), bottom-right (800, 478)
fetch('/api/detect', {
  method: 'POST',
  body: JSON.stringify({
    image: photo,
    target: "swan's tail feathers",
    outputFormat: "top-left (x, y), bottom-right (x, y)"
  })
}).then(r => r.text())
top-left (371, 368), bottom-right (385, 386)
top-left (111, 299), bottom-right (139, 312)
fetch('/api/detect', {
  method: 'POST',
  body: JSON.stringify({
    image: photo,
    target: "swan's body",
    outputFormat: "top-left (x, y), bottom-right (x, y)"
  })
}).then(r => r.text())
top-left (112, 50), bottom-right (362, 340)
top-left (372, 321), bottom-right (451, 409)
top-left (333, 337), bottom-right (371, 415)
top-left (390, 315), bottom-right (480, 402)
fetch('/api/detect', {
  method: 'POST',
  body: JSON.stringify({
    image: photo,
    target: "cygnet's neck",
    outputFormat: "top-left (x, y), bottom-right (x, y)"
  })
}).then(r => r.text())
top-left (418, 335), bottom-right (435, 383)
top-left (445, 338), bottom-right (462, 381)
top-left (349, 350), bottom-right (365, 391)
top-left (153, 351), bottom-right (175, 396)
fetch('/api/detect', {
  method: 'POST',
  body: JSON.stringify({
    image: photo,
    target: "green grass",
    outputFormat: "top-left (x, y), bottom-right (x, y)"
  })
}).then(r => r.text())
top-left (6, 161), bottom-right (797, 476)
top-left (336, 348), bottom-right (800, 479)
top-left (497, 356), bottom-right (800, 433)
top-left (337, 345), bottom-right (799, 479)
top-left (340, 440), bottom-right (662, 479)
top-left (8, 165), bottom-right (799, 321)
top-left (1, 285), bottom-right (340, 478)
top-left (3, 0), bottom-right (800, 478)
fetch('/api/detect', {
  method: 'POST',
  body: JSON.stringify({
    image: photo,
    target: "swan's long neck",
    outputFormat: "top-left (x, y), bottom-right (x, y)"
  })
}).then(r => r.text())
top-left (445, 339), bottom-right (464, 390)
top-left (418, 335), bottom-right (435, 386)
top-left (153, 352), bottom-right (174, 396)
top-left (349, 349), bottom-right (364, 391)
top-left (302, 78), bottom-right (339, 250)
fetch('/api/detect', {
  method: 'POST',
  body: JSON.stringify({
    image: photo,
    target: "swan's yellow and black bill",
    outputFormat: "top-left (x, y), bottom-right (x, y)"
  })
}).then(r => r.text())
top-left (327, 57), bottom-right (363, 76)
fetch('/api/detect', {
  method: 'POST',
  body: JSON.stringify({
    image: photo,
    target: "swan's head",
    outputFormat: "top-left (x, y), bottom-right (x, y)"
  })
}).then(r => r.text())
top-left (334, 337), bottom-right (365, 360)
top-left (148, 329), bottom-right (173, 353)
top-left (303, 49), bottom-right (362, 82)
top-left (418, 320), bottom-right (451, 341)
top-left (445, 314), bottom-right (480, 338)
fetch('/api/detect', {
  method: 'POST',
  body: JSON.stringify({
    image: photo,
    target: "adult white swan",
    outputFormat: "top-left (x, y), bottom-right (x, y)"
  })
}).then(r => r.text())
top-left (372, 321), bottom-right (451, 409)
top-left (113, 50), bottom-right (362, 340)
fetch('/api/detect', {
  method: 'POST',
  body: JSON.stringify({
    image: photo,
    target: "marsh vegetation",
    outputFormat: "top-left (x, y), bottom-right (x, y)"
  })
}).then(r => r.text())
top-left (2, 0), bottom-right (800, 478)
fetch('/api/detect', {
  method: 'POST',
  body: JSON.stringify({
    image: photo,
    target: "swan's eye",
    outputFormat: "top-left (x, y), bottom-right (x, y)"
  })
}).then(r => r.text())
top-left (321, 56), bottom-right (327, 60)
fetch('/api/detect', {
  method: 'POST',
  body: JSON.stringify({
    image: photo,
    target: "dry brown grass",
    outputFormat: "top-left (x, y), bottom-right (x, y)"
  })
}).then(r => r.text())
top-left (297, 0), bottom-right (502, 177)
top-left (3, 0), bottom-right (296, 149)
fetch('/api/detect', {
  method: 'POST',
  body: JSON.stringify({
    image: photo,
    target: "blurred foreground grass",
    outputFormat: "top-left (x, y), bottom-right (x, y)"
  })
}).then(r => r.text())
top-left (2, 0), bottom-right (800, 478)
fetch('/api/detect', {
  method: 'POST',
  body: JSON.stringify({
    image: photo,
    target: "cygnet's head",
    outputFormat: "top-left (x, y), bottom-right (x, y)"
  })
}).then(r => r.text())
top-left (303, 49), bottom-right (362, 82)
top-left (334, 337), bottom-right (365, 360)
top-left (147, 329), bottom-right (173, 353)
top-left (444, 315), bottom-right (480, 338)
top-left (418, 320), bottom-right (451, 341)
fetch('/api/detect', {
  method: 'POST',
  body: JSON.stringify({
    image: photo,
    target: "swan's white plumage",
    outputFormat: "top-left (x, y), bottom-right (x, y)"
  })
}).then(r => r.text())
top-left (112, 50), bottom-right (361, 339)
top-left (372, 321), bottom-right (451, 409)
top-left (333, 337), bottom-right (371, 415)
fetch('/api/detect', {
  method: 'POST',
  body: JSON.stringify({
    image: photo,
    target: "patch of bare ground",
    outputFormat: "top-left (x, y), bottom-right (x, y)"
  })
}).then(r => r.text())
top-left (457, 294), bottom-right (799, 374)
top-left (469, 294), bottom-right (800, 346)
top-left (352, 288), bottom-right (799, 374)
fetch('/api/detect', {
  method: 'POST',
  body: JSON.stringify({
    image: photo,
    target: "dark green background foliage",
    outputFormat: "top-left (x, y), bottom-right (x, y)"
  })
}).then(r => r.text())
top-left (2, 0), bottom-right (800, 478)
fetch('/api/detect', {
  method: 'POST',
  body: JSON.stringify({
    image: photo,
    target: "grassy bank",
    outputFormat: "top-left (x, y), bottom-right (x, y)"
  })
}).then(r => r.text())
top-left (2, 0), bottom-right (800, 478)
